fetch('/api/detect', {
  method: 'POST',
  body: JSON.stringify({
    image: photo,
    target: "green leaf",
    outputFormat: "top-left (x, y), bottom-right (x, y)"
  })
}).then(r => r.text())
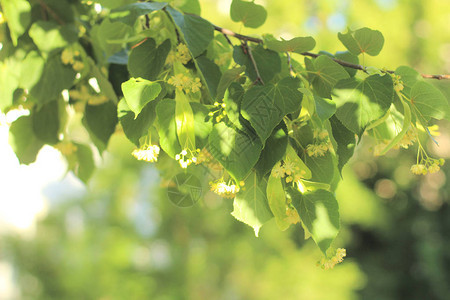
top-left (8, 116), bottom-right (44, 164)
top-left (156, 100), bottom-right (182, 158)
top-left (128, 38), bottom-right (171, 81)
top-left (32, 101), bottom-right (60, 145)
top-left (167, 7), bottom-right (214, 57)
top-left (333, 74), bottom-right (394, 136)
top-left (83, 101), bottom-right (118, 153)
top-left (285, 144), bottom-right (312, 179)
top-left (289, 188), bottom-right (340, 254)
top-left (314, 95), bottom-right (336, 121)
top-left (109, 2), bottom-right (168, 26)
top-left (338, 27), bottom-right (384, 56)
top-left (118, 98), bottom-right (158, 146)
top-left (410, 81), bottom-right (450, 124)
top-left (30, 54), bottom-right (77, 104)
top-left (72, 142), bottom-right (95, 184)
top-left (231, 172), bottom-right (273, 236)
top-left (241, 77), bottom-right (302, 143)
top-left (0, 59), bottom-right (19, 110)
top-left (121, 78), bottom-right (162, 117)
top-left (230, 0), bottom-right (267, 29)
top-left (0, 0), bottom-right (31, 45)
top-left (305, 152), bottom-right (336, 185)
top-left (305, 55), bottom-right (349, 99)
top-left (264, 36), bottom-right (316, 54)
top-left (177, 0), bottom-right (201, 15)
top-left (97, 19), bottom-right (133, 57)
top-left (19, 51), bottom-right (45, 90)
top-left (208, 122), bottom-right (263, 181)
top-left (267, 175), bottom-right (290, 231)
top-left (233, 45), bottom-right (281, 84)
top-left (190, 102), bottom-right (213, 149)
top-left (175, 90), bottom-right (196, 151)
top-left (29, 21), bottom-right (78, 54)
top-left (195, 56), bottom-right (222, 99)
top-left (330, 116), bottom-right (355, 173)
top-left (216, 66), bottom-right (245, 100)
top-left (395, 66), bottom-right (421, 98)
top-left (254, 122), bottom-right (288, 177)
top-left (335, 51), bottom-right (359, 77)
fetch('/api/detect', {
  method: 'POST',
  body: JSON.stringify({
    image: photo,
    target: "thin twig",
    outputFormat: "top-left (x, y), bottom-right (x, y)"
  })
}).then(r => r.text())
top-left (212, 25), bottom-right (450, 80)
top-left (243, 41), bottom-right (264, 85)
top-left (37, 0), bottom-right (65, 25)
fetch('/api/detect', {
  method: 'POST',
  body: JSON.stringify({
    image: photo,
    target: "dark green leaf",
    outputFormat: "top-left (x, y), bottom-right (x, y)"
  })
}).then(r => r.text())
top-left (32, 100), bottom-right (60, 145)
top-left (230, 0), bottom-right (267, 28)
top-left (254, 122), bottom-right (288, 177)
top-left (8, 116), bottom-right (44, 164)
top-left (330, 115), bottom-right (355, 173)
top-left (314, 95), bottom-right (336, 121)
top-left (167, 7), bottom-right (214, 57)
top-left (195, 56), bottom-right (222, 99)
top-left (233, 45), bottom-right (281, 84)
top-left (128, 38), bottom-right (171, 81)
top-left (231, 172), bottom-right (273, 236)
top-left (241, 77), bottom-right (302, 143)
top-left (208, 122), bottom-right (262, 181)
top-left (305, 55), bottom-right (349, 99)
top-left (118, 98), bottom-right (158, 146)
top-left (333, 74), bottom-right (393, 136)
top-left (83, 101), bottom-right (118, 153)
top-left (216, 66), bottom-right (245, 100)
top-left (73, 142), bottom-right (95, 183)
top-left (289, 188), bottom-right (340, 254)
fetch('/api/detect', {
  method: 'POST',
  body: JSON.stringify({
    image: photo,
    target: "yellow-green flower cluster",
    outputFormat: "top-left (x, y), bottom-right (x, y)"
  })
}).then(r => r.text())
top-left (411, 158), bottom-right (444, 175)
top-left (166, 43), bottom-right (191, 65)
top-left (306, 129), bottom-right (332, 157)
top-left (69, 86), bottom-right (108, 105)
top-left (286, 205), bottom-right (300, 224)
top-left (396, 129), bottom-right (416, 149)
top-left (132, 145), bottom-right (160, 162)
top-left (61, 48), bottom-right (84, 72)
top-left (195, 148), bottom-right (223, 171)
top-left (271, 161), bottom-right (307, 183)
top-left (318, 248), bottom-right (347, 270)
top-left (210, 179), bottom-right (241, 198)
top-left (392, 74), bottom-right (404, 92)
top-left (208, 101), bottom-right (227, 122)
top-left (168, 73), bottom-right (202, 94)
top-left (55, 141), bottom-right (78, 156)
top-left (175, 149), bottom-right (198, 169)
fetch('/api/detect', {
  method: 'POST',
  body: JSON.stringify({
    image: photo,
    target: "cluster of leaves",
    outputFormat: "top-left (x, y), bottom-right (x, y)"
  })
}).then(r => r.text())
top-left (1, 0), bottom-right (449, 257)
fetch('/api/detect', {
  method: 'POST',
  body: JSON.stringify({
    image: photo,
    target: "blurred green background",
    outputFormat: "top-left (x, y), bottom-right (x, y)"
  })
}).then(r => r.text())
top-left (1, 0), bottom-right (450, 299)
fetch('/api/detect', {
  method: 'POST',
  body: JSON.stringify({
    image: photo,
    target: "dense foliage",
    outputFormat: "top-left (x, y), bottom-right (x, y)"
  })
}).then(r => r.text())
top-left (1, 0), bottom-right (449, 263)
